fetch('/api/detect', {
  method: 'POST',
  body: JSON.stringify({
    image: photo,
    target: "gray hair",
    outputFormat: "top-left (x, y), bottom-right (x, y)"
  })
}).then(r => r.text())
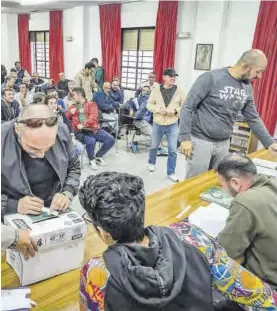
top-left (18, 103), bottom-right (55, 121)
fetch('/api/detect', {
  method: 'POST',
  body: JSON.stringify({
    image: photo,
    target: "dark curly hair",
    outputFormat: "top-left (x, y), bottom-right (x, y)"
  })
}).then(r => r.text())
top-left (79, 172), bottom-right (145, 243)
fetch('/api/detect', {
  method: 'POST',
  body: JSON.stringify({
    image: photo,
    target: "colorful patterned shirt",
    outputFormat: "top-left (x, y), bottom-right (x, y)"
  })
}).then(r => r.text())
top-left (80, 222), bottom-right (277, 311)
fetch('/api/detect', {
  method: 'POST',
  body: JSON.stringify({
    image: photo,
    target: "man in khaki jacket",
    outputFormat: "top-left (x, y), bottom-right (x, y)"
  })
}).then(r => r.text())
top-left (74, 62), bottom-right (96, 101)
top-left (147, 68), bottom-right (185, 182)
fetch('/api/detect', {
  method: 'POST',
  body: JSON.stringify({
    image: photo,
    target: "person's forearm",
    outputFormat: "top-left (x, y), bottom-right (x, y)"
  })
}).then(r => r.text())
top-left (247, 117), bottom-right (274, 149)
top-left (179, 104), bottom-right (194, 141)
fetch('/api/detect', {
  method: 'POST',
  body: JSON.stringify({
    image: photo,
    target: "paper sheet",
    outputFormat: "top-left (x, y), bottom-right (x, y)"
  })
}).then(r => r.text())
top-left (1, 288), bottom-right (36, 310)
top-left (188, 203), bottom-right (229, 238)
top-left (252, 158), bottom-right (277, 170)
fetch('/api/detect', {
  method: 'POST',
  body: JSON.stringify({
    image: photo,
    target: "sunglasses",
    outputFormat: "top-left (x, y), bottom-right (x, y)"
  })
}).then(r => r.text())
top-left (18, 117), bottom-right (58, 128)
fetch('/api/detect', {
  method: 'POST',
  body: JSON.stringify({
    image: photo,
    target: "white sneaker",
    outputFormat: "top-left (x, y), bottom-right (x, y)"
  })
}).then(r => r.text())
top-left (90, 159), bottom-right (98, 170)
top-left (148, 164), bottom-right (155, 172)
top-left (95, 157), bottom-right (107, 167)
top-left (168, 174), bottom-right (179, 182)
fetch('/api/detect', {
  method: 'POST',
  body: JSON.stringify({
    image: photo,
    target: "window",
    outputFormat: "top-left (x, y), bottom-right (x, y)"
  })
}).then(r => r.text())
top-left (121, 27), bottom-right (155, 90)
top-left (30, 31), bottom-right (49, 78)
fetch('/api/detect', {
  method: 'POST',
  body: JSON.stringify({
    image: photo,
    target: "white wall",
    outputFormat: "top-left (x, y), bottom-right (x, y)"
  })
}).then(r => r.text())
top-left (175, 1), bottom-right (198, 94)
top-left (83, 6), bottom-right (102, 65)
top-left (1, 13), bottom-right (19, 70)
top-left (121, 1), bottom-right (158, 28)
top-left (63, 6), bottom-right (85, 79)
top-left (29, 12), bottom-right (49, 31)
top-left (221, 1), bottom-right (260, 66)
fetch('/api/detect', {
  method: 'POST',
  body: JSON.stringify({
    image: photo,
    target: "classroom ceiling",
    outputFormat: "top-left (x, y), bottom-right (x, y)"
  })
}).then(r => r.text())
top-left (1, 0), bottom-right (140, 13)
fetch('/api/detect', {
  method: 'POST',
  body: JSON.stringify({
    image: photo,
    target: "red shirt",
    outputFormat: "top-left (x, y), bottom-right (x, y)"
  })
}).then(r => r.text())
top-left (66, 101), bottom-right (99, 133)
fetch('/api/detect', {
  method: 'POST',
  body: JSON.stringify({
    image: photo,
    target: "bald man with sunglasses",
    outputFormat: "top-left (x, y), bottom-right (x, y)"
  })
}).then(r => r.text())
top-left (1, 103), bottom-right (81, 217)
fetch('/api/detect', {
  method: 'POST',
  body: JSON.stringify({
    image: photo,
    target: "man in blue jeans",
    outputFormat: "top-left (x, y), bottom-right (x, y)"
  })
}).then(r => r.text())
top-left (66, 87), bottom-right (115, 170)
top-left (146, 68), bottom-right (185, 182)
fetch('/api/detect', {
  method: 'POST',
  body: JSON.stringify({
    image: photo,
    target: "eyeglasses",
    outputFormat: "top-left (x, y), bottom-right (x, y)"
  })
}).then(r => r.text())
top-left (18, 117), bottom-right (58, 129)
top-left (82, 212), bottom-right (93, 224)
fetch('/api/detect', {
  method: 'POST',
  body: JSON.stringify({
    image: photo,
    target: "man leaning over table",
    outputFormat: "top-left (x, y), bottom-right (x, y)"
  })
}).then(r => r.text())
top-left (78, 172), bottom-right (277, 311)
top-left (217, 154), bottom-right (277, 290)
top-left (179, 49), bottom-right (277, 179)
top-left (1, 103), bottom-right (81, 218)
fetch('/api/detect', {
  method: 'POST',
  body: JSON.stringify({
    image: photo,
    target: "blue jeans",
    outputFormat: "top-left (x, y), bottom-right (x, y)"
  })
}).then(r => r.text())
top-left (148, 122), bottom-right (179, 175)
top-left (77, 129), bottom-right (115, 160)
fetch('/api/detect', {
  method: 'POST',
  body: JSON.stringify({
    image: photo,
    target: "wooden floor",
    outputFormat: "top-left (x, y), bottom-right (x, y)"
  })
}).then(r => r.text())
top-left (1, 149), bottom-right (276, 311)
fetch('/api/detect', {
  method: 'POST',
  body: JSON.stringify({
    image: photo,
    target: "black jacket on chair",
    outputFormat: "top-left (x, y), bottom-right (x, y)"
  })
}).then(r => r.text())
top-left (1, 100), bottom-right (20, 123)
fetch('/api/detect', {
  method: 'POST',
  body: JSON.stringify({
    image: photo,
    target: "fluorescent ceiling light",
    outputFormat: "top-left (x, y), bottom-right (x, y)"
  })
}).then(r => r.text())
top-left (20, 0), bottom-right (58, 5)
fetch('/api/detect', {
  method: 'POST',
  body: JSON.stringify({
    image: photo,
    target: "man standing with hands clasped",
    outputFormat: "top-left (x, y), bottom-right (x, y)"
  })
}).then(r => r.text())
top-left (147, 68), bottom-right (185, 182)
top-left (179, 49), bottom-right (277, 179)
top-left (1, 103), bottom-right (81, 216)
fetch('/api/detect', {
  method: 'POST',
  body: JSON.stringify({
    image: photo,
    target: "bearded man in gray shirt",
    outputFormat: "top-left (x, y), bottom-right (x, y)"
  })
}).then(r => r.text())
top-left (179, 49), bottom-right (277, 179)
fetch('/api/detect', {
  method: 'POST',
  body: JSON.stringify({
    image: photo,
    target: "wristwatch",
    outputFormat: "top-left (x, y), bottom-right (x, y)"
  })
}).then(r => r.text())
top-left (62, 191), bottom-right (74, 201)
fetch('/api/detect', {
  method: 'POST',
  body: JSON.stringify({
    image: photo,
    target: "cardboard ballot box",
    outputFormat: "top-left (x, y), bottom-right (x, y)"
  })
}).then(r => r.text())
top-left (4, 210), bottom-right (88, 286)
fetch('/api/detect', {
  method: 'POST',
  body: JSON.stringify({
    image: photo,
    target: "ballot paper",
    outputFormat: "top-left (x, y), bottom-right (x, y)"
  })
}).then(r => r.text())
top-left (188, 203), bottom-right (230, 238)
top-left (1, 288), bottom-right (36, 310)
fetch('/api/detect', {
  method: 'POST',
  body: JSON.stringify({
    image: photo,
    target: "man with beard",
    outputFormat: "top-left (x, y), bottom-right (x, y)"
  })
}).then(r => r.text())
top-left (179, 49), bottom-right (277, 179)
top-left (63, 81), bottom-right (76, 108)
top-left (217, 154), bottom-right (277, 290)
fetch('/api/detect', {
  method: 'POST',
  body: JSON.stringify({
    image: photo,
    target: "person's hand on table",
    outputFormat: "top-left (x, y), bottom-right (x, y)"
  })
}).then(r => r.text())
top-left (181, 141), bottom-right (193, 159)
top-left (50, 193), bottom-right (70, 211)
top-left (17, 196), bottom-right (43, 215)
top-left (16, 230), bottom-right (38, 260)
top-left (77, 124), bottom-right (84, 130)
top-left (268, 143), bottom-right (277, 156)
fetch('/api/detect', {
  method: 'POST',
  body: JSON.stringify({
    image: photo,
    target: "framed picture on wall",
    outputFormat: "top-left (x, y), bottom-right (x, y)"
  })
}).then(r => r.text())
top-left (194, 44), bottom-right (213, 71)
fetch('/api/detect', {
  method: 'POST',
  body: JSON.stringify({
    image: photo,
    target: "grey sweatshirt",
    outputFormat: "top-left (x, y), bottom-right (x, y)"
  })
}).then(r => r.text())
top-left (179, 68), bottom-right (274, 148)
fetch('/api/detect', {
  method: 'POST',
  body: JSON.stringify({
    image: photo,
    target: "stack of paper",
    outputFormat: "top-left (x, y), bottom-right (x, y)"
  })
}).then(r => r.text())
top-left (252, 158), bottom-right (277, 178)
top-left (188, 203), bottom-right (230, 238)
top-left (1, 288), bottom-right (36, 310)
top-left (200, 187), bottom-right (233, 208)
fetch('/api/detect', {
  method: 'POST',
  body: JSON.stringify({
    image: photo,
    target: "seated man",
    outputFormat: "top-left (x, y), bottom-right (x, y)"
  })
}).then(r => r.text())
top-left (1, 76), bottom-right (17, 93)
top-left (1, 103), bottom-right (81, 216)
top-left (47, 89), bottom-right (66, 112)
top-left (1, 88), bottom-right (20, 123)
top-left (66, 87), bottom-right (114, 170)
top-left (94, 82), bottom-right (119, 134)
top-left (40, 78), bottom-right (57, 94)
top-left (22, 76), bottom-right (35, 94)
top-left (57, 72), bottom-right (70, 96)
top-left (126, 85), bottom-right (152, 152)
top-left (109, 78), bottom-right (124, 105)
top-left (63, 81), bottom-right (76, 108)
top-left (14, 83), bottom-right (33, 108)
top-left (217, 154), bottom-right (277, 290)
top-left (135, 71), bottom-right (159, 97)
top-left (79, 172), bottom-right (277, 311)
top-left (30, 72), bottom-right (45, 86)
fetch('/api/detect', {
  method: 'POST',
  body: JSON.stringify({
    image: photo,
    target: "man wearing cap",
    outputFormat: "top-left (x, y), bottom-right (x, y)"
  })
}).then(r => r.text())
top-left (179, 49), bottom-right (277, 179)
top-left (146, 68), bottom-right (185, 182)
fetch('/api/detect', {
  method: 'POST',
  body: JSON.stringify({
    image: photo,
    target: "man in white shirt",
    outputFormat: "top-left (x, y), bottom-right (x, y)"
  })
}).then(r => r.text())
top-left (135, 72), bottom-right (159, 97)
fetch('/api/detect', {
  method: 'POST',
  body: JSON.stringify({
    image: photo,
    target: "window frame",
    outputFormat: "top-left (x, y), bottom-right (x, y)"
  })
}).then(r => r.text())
top-left (29, 30), bottom-right (49, 79)
top-left (121, 26), bottom-right (155, 91)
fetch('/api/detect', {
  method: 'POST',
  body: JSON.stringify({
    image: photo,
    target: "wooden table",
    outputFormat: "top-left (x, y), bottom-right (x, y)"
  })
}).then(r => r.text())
top-left (1, 149), bottom-right (276, 311)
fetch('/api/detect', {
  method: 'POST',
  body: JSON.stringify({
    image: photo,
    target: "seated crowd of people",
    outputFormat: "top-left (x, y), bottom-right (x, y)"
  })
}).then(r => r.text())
top-left (1, 49), bottom-right (277, 311)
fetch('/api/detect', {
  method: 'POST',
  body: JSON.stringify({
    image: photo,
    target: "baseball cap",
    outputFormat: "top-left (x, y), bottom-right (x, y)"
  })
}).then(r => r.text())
top-left (163, 68), bottom-right (178, 77)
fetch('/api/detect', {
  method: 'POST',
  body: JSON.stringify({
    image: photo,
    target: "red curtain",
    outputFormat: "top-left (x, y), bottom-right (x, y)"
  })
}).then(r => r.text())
top-left (18, 14), bottom-right (31, 74)
top-left (154, 1), bottom-right (178, 83)
top-left (49, 11), bottom-right (64, 83)
top-left (99, 4), bottom-right (121, 82)
top-left (252, 1), bottom-right (277, 135)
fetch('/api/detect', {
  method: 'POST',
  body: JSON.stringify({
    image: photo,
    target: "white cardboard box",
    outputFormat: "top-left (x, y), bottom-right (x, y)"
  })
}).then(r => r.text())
top-left (4, 211), bottom-right (88, 285)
